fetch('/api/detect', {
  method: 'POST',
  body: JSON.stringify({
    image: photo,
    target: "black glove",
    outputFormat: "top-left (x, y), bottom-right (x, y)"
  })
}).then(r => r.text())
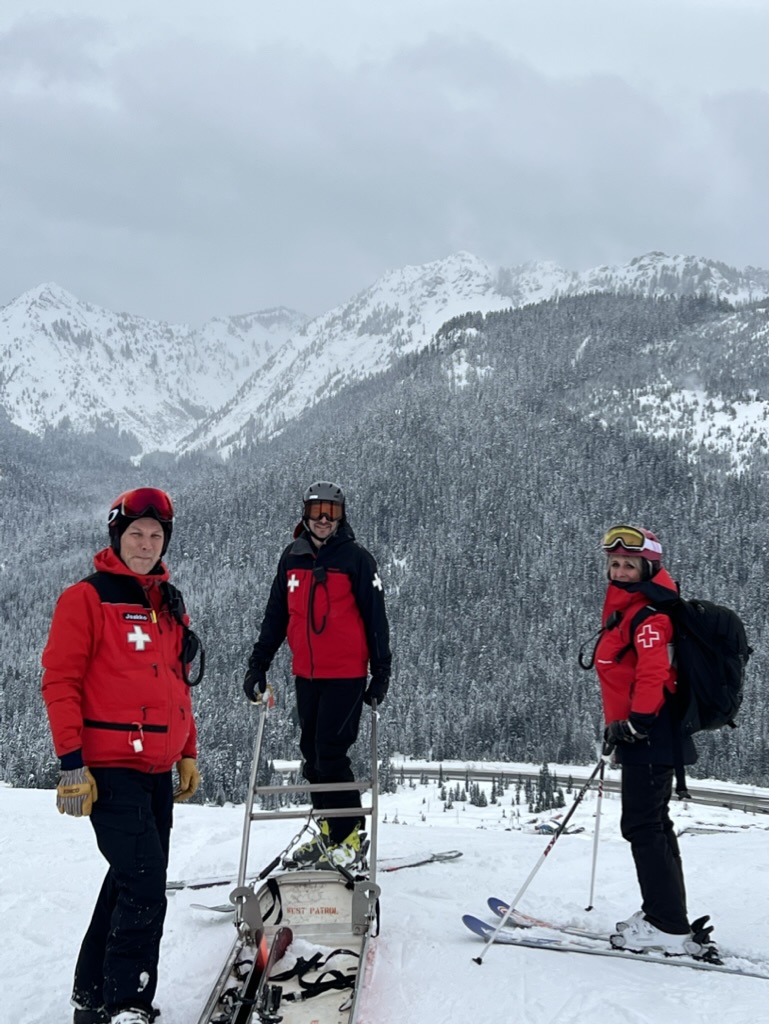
top-left (364, 674), bottom-right (389, 707)
top-left (243, 661), bottom-right (268, 703)
top-left (604, 716), bottom-right (650, 748)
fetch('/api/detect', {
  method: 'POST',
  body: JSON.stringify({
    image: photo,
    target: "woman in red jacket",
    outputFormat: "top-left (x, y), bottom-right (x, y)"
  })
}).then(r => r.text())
top-left (42, 489), bottom-right (200, 1024)
top-left (593, 525), bottom-right (705, 956)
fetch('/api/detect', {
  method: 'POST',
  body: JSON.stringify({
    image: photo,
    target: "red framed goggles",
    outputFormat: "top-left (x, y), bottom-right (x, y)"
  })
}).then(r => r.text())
top-left (114, 488), bottom-right (174, 522)
top-left (304, 500), bottom-right (343, 523)
top-left (601, 526), bottom-right (645, 552)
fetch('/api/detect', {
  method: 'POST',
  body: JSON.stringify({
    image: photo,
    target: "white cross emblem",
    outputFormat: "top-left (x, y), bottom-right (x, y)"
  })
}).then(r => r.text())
top-left (637, 623), bottom-right (660, 649)
top-left (287, 574), bottom-right (300, 593)
top-left (372, 573), bottom-right (383, 591)
top-left (127, 625), bottom-right (152, 651)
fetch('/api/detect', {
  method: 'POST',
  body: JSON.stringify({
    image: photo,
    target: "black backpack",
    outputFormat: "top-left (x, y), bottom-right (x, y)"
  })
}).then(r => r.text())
top-left (625, 599), bottom-right (751, 736)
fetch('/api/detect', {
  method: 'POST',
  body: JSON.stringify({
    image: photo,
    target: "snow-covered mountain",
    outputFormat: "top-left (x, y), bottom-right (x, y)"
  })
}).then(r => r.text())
top-left (501, 251), bottom-right (768, 306)
top-left (0, 283), bottom-right (306, 453)
top-left (177, 251), bottom-right (512, 455)
top-left (572, 305), bottom-right (769, 473)
top-left (1, 253), bottom-right (766, 457)
top-left (178, 251), bottom-right (768, 456)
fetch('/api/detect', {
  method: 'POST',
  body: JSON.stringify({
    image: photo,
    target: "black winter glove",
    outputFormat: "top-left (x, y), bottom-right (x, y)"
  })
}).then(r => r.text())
top-left (243, 661), bottom-right (268, 703)
top-left (604, 716), bottom-right (651, 749)
top-left (364, 674), bottom-right (389, 707)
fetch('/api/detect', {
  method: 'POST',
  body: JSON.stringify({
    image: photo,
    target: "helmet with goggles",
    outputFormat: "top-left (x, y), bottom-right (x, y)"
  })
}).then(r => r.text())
top-left (602, 524), bottom-right (662, 579)
top-left (302, 481), bottom-right (345, 524)
top-left (108, 487), bottom-right (174, 557)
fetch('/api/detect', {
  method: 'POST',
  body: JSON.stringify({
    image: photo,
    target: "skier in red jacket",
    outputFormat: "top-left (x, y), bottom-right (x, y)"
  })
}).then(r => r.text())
top-left (42, 488), bottom-right (201, 1024)
top-left (593, 525), bottom-right (701, 957)
top-left (243, 480), bottom-right (391, 870)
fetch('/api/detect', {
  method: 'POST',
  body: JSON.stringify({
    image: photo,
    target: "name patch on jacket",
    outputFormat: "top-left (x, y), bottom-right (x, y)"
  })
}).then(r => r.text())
top-left (123, 612), bottom-right (151, 622)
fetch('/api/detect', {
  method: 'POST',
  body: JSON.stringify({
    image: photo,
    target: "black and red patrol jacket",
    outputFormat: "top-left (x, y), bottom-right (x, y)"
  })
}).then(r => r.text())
top-left (42, 547), bottom-right (197, 772)
top-left (251, 522), bottom-right (391, 680)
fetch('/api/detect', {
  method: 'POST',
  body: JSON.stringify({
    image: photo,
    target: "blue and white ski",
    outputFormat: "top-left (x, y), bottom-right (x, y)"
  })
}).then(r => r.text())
top-left (462, 914), bottom-right (768, 979)
top-left (487, 896), bottom-right (609, 940)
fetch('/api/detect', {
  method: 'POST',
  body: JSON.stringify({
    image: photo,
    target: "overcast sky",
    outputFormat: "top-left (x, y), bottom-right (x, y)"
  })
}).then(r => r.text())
top-left (1, 0), bottom-right (766, 325)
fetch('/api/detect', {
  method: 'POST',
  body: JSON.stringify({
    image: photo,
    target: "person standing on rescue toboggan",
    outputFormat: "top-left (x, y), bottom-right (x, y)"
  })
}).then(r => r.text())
top-left (243, 480), bottom-right (391, 869)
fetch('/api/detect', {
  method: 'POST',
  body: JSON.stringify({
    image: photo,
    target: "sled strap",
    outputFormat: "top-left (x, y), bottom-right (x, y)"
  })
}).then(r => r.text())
top-left (272, 949), bottom-right (360, 1001)
top-left (260, 877), bottom-right (283, 924)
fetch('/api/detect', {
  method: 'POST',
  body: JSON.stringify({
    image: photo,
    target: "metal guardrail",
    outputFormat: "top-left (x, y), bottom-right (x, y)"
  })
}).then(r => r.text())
top-left (391, 765), bottom-right (769, 815)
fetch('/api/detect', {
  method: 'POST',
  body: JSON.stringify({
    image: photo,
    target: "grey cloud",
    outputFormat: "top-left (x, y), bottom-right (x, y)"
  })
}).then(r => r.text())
top-left (0, 19), bottom-right (766, 323)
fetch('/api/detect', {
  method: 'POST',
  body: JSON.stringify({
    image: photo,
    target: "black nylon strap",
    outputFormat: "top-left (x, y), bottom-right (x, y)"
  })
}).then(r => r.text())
top-left (261, 877), bottom-right (283, 924)
top-left (272, 948), bottom-right (359, 1001)
top-left (83, 719), bottom-right (168, 733)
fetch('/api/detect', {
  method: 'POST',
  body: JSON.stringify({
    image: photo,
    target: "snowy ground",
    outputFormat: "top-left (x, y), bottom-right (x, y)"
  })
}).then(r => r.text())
top-left (1, 772), bottom-right (767, 1024)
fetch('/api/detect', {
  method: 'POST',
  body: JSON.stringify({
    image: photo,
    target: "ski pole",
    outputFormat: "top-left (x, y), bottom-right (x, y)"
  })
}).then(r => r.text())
top-left (472, 757), bottom-right (605, 965)
top-left (585, 754), bottom-right (607, 910)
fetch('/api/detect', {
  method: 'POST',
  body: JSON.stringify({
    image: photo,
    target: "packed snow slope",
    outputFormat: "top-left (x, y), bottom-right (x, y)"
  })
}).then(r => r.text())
top-left (1, 772), bottom-right (767, 1024)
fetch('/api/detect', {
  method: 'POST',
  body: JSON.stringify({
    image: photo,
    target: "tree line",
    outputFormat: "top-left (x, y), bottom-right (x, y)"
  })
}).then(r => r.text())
top-left (0, 293), bottom-right (765, 796)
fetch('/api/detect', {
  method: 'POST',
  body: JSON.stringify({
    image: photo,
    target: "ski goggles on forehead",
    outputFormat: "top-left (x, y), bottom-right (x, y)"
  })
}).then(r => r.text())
top-left (304, 500), bottom-right (343, 522)
top-left (602, 526), bottom-right (646, 552)
top-left (601, 525), bottom-right (665, 561)
top-left (117, 488), bottom-right (174, 522)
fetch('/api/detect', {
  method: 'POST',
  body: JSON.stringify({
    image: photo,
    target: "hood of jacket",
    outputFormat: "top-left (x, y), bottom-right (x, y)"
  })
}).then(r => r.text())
top-left (602, 566), bottom-right (679, 623)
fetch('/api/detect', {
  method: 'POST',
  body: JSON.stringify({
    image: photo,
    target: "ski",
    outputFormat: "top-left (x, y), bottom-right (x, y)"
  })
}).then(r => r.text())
top-left (487, 897), bottom-right (609, 940)
top-left (486, 898), bottom-right (769, 973)
top-left (379, 849), bottom-right (463, 872)
top-left (192, 851), bottom-right (465, 914)
top-left (462, 915), bottom-right (768, 979)
top-left (249, 925), bottom-right (293, 1024)
top-left (170, 849), bottom-right (462, 893)
top-left (222, 925), bottom-right (293, 1024)
top-left (168, 874), bottom-right (241, 892)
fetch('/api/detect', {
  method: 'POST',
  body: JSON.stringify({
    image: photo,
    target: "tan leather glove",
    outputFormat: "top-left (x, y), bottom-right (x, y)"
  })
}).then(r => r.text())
top-left (57, 767), bottom-right (98, 816)
top-left (174, 757), bottom-right (201, 802)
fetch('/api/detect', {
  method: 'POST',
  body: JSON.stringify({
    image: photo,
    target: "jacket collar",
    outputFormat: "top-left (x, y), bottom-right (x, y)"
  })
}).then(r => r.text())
top-left (93, 546), bottom-right (170, 584)
top-left (291, 521), bottom-right (355, 556)
top-left (603, 566), bottom-right (679, 620)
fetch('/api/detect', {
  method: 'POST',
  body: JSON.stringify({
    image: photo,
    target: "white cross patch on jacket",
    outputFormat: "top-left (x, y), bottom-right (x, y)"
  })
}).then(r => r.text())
top-left (637, 623), bottom-right (661, 649)
top-left (127, 625), bottom-right (152, 651)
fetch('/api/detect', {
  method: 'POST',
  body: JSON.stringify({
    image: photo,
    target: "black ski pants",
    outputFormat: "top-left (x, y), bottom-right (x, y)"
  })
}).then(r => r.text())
top-left (72, 768), bottom-right (173, 1015)
top-left (295, 676), bottom-right (366, 843)
top-left (620, 763), bottom-right (689, 934)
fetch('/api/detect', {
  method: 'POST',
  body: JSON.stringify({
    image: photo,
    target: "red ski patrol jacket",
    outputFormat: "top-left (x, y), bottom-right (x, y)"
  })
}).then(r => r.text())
top-left (42, 547), bottom-right (197, 772)
top-left (252, 522), bottom-right (391, 680)
top-left (594, 566), bottom-right (697, 767)
top-left (595, 567), bottom-right (679, 723)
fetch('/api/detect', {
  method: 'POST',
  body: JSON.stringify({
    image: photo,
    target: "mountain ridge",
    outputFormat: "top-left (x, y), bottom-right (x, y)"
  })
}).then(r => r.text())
top-left (2, 251), bottom-right (766, 456)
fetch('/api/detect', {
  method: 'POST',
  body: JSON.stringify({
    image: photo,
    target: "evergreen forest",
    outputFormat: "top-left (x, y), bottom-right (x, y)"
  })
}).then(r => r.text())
top-left (1, 292), bottom-right (766, 797)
